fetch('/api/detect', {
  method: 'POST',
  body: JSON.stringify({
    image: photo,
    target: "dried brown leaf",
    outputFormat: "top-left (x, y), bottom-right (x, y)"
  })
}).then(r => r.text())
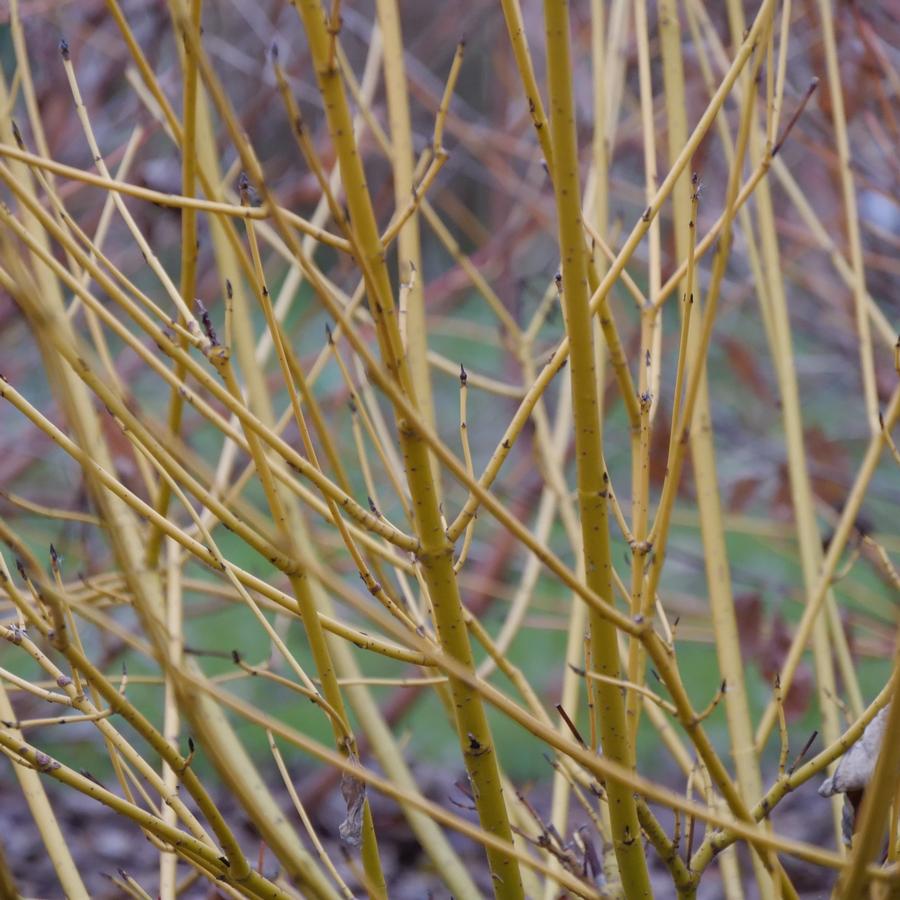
top-left (339, 765), bottom-right (367, 847)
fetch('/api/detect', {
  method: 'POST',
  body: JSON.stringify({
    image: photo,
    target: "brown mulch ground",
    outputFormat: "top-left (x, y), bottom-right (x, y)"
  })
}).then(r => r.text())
top-left (1, 759), bottom-right (839, 899)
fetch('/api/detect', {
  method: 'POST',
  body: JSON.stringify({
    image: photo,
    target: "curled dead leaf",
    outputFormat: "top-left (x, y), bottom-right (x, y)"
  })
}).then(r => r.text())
top-left (339, 766), bottom-right (366, 847)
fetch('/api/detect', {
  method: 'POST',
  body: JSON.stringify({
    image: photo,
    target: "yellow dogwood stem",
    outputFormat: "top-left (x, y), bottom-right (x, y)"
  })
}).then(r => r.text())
top-left (542, 1), bottom-right (651, 895)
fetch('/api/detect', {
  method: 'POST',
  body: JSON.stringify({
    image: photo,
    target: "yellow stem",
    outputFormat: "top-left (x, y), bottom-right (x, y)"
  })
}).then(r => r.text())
top-left (542, 1), bottom-right (651, 894)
